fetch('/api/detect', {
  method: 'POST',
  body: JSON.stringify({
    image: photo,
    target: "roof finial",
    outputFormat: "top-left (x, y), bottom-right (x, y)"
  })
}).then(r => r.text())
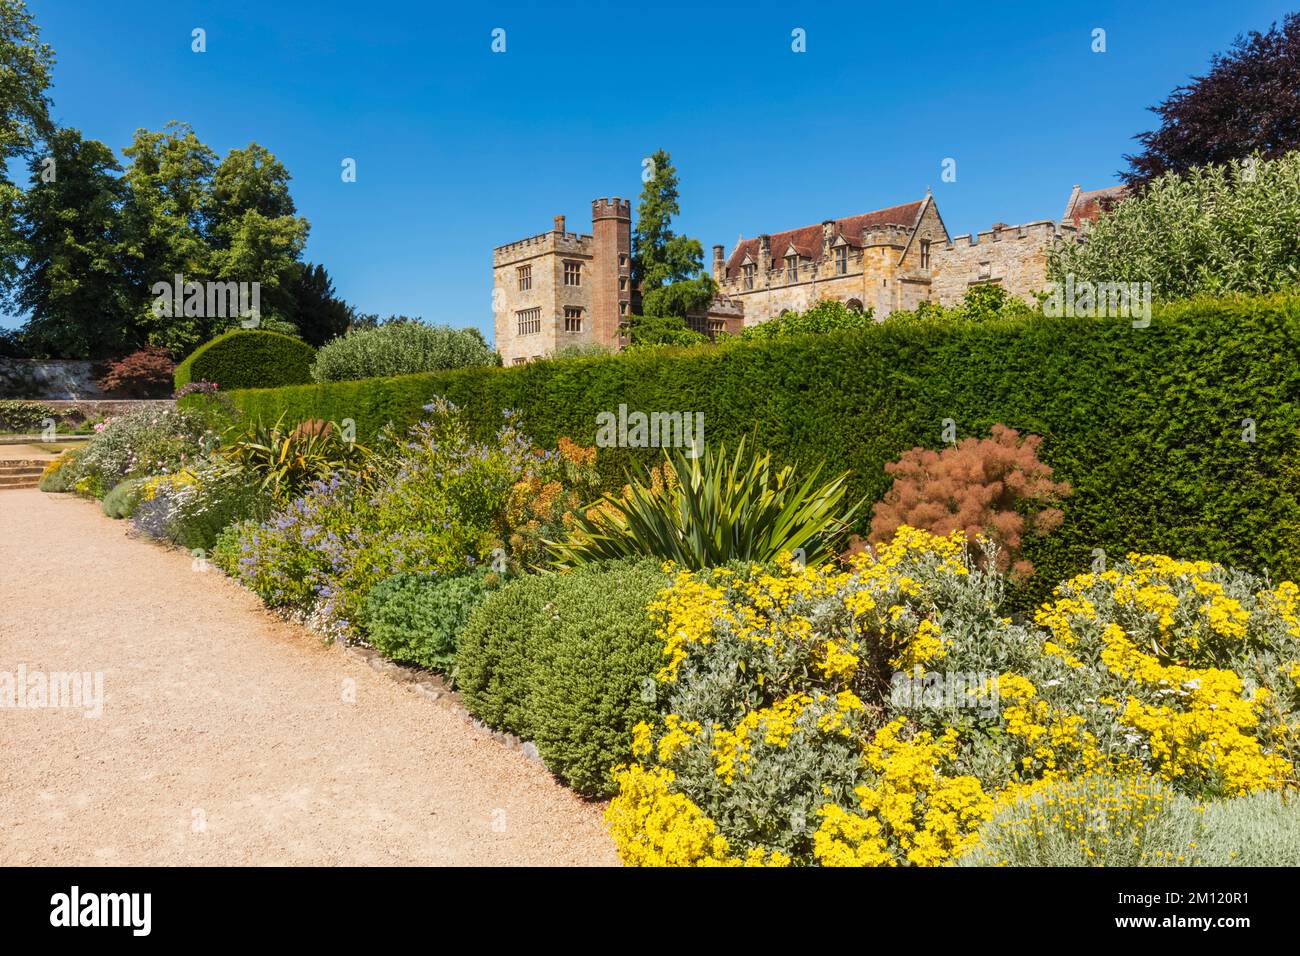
top-left (926, 185), bottom-right (932, 198)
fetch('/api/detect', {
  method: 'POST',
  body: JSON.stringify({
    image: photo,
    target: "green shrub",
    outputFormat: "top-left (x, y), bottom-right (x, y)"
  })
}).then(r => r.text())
top-left (1197, 789), bottom-right (1300, 866)
top-left (551, 438), bottom-right (862, 569)
top-left (102, 478), bottom-right (145, 519)
top-left (456, 559), bottom-right (670, 795)
top-left (224, 293), bottom-right (1300, 608)
top-left (222, 416), bottom-right (373, 501)
top-left (38, 450), bottom-right (82, 492)
top-left (959, 781), bottom-right (1300, 867)
top-left (733, 298), bottom-right (874, 341)
top-left (1050, 152), bottom-right (1300, 301)
top-left (0, 399), bottom-right (58, 432)
top-left (310, 320), bottom-right (496, 383)
top-left (882, 284), bottom-right (1041, 327)
top-left (956, 777), bottom-right (1204, 867)
top-left (359, 571), bottom-right (495, 672)
top-left (455, 572), bottom-right (561, 734)
top-left (174, 329), bottom-right (315, 391)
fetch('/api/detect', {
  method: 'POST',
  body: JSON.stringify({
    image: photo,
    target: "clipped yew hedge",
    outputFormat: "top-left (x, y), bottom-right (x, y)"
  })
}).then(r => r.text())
top-left (222, 295), bottom-right (1300, 597)
top-left (174, 329), bottom-right (316, 391)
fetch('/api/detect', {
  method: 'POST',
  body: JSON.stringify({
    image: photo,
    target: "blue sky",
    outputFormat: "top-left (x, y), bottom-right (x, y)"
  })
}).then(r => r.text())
top-left (8, 0), bottom-right (1296, 340)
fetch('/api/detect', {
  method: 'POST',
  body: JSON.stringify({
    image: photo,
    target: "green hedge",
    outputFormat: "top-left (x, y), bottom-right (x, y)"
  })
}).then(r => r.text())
top-left (359, 571), bottom-right (494, 672)
top-left (456, 559), bottom-right (669, 796)
top-left (224, 295), bottom-right (1300, 601)
top-left (174, 329), bottom-right (316, 391)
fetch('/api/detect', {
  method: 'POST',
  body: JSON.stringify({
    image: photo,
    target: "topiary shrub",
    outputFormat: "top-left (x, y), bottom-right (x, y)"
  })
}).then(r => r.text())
top-left (310, 320), bottom-right (496, 383)
top-left (359, 571), bottom-right (497, 672)
top-left (174, 329), bottom-right (315, 391)
top-left (456, 558), bottom-right (671, 795)
top-left (102, 477), bottom-right (146, 519)
top-left (225, 294), bottom-right (1300, 612)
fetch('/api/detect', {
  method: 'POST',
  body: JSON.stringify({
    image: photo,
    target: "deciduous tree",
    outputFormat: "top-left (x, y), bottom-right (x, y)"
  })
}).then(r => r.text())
top-left (1123, 13), bottom-right (1300, 187)
top-left (15, 129), bottom-right (134, 358)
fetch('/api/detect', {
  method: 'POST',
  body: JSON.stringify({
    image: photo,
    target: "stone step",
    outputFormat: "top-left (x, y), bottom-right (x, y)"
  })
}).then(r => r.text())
top-left (0, 475), bottom-right (41, 488)
top-left (0, 435), bottom-right (85, 445)
top-left (0, 465), bottom-right (47, 477)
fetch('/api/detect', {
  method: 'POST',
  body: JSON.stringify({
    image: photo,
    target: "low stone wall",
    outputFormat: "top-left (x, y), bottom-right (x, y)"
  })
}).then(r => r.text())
top-left (0, 399), bottom-right (175, 432)
top-left (43, 399), bottom-right (175, 420)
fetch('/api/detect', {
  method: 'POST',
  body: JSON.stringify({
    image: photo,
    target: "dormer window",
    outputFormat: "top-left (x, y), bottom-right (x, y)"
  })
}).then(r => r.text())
top-left (742, 263), bottom-right (755, 291)
top-left (834, 246), bottom-right (848, 275)
top-left (786, 255), bottom-right (798, 282)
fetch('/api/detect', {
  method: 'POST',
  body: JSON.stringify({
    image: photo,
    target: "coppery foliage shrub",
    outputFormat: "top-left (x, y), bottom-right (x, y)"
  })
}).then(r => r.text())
top-left (866, 425), bottom-right (1071, 581)
top-left (96, 346), bottom-right (176, 398)
top-left (291, 418), bottom-right (333, 440)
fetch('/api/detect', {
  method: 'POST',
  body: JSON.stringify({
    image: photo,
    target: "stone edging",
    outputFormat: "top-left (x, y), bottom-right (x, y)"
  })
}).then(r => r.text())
top-left (339, 641), bottom-right (545, 766)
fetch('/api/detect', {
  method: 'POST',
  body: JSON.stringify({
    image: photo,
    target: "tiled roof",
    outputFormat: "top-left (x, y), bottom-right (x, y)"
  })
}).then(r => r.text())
top-left (1063, 185), bottom-right (1128, 227)
top-left (724, 200), bottom-right (924, 278)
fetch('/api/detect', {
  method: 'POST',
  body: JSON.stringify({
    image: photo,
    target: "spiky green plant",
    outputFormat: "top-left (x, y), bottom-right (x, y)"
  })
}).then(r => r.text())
top-left (548, 439), bottom-right (862, 570)
top-left (222, 415), bottom-right (372, 501)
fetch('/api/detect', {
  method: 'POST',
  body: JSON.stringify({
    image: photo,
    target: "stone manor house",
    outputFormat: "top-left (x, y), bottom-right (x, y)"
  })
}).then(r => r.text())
top-left (492, 184), bottom-right (1124, 365)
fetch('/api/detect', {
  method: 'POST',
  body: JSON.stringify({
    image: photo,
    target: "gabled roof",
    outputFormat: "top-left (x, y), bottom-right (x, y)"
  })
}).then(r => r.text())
top-left (724, 200), bottom-right (924, 278)
top-left (1062, 185), bottom-right (1129, 227)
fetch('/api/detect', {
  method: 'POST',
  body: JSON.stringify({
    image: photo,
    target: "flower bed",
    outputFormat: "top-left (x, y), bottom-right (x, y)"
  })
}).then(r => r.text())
top-left (48, 372), bottom-right (1300, 867)
top-left (606, 529), bottom-right (1300, 866)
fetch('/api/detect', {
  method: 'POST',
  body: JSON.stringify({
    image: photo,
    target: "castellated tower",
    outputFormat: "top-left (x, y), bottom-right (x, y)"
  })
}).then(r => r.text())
top-left (590, 197), bottom-right (631, 349)
top-left (491, 198), bottom-right (630, 365)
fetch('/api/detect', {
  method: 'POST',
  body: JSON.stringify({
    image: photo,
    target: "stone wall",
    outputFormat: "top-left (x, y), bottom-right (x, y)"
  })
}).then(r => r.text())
top-left (492, 201), bottom-right (631, 365)
top-left (492, 226), bottom-right (595, 365)
top-left (44, 399), bottom-right (175, 420)
top-left (715, 201), bottom-right (953, 324)
top-left (930, 220), bottom-right (1075, 306)
top-left (0, 359), bottom-right (106, 399)
top-left (719, 234), bottom-right (898, 326)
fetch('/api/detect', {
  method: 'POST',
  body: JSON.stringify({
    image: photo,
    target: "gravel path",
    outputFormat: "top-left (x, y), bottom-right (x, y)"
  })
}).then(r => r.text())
top-left (0, 489), bottom-right (617, 866)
